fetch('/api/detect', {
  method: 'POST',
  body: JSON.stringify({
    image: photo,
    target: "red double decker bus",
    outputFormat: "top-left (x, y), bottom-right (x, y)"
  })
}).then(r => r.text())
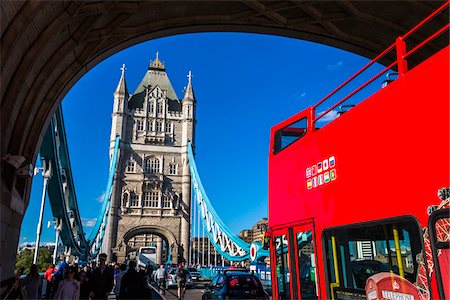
top-left (268, 3), bottom-right (449, 300)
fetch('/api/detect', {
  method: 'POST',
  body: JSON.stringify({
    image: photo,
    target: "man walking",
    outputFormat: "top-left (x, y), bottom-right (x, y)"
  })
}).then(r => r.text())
top-left (176, 264), bottom-right (187, 300)
top-left (90, 253), bottom-right (114, 299)
top-left (154, 265), bottom-right (167, 294)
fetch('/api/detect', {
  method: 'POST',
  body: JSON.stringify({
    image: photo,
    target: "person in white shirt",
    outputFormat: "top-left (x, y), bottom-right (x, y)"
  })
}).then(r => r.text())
top-left (154, 265), bottom-right (167, 294)
top-left (54, 266), bottom-right (80, 300)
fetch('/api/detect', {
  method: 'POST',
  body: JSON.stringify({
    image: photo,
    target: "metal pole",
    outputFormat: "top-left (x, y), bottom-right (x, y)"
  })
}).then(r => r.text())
top-left (208, 237), bottom-right (211, 267)
top-left (34, 172), bottom-right (50, 264)
top-left (214, 249), bottom-right (217, 266)
top-left (189, 192), bottom-right (194, 266)
top-left (53, 220), bottom-right (60, 264)
top-left (197, 202), bottom-right (200, 266)
top-left (202, 223), bottom-right (205, 266)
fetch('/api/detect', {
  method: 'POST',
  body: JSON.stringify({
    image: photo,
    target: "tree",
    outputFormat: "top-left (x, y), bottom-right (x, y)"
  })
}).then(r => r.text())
top-left (15, 247), bottom-right (53, 274)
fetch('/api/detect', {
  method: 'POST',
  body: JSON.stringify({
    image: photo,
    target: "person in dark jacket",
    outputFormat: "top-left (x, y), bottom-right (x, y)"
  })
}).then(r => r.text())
top-left (79, 270), bottom-right (92, 300)
top-left (119, 261), bottom-right (150, 299)
top-left (90, 253), bottom-right (114, 299)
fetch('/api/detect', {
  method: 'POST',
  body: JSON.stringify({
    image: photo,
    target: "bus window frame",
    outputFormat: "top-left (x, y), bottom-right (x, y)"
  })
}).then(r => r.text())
top-left (270, 107), bottom-right (315, 156)
top-left (272, 228), bottom-right (293, 300)
top-left (293, 221), bottom-right (319, 300)
top-left (428, 207), bottom-right (450, 299)
top-left (321, 215), bottom-right (430, 300)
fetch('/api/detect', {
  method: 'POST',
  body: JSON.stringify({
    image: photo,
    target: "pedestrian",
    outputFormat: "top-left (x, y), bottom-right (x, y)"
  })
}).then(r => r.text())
top-left (1, 268), bottom-right (25, 299)
top-left (23, 264), bottom-right (43, 300)
top-left (119, 261), bottom-right (149, 299)
top-left (51, 262), bottom-right (68, 299)
top-left (90, 253), bottom-right (114, 299)
top-left (113, 264), bottom-right (127, 299)
top-left (154, 264), bottom-right (167, 295)
top-left (176, 263), bottom-right (188, 300)
top-left (43, 264), bottom-right (55, 299)
top-left (79, 270), bottom-right (92, 300)
top-left (54, 266), bottom-right (80, 300)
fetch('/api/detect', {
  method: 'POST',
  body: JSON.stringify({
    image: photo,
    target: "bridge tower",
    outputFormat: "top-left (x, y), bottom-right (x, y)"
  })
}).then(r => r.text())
top-left (104, 53), bottom-right (196, 264)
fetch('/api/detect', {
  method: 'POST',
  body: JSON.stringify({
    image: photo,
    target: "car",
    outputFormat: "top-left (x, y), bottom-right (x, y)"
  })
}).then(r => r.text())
top-left (166, 268), bottom-right (193, 289)
top-left (202, 270), bottom-right (270, 299)
top-left (188, 267), bottom-right (202, 281)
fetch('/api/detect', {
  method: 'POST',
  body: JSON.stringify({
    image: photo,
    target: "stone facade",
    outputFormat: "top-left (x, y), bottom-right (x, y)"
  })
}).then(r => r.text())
top-left (103, 55), bottom-right (196, 264)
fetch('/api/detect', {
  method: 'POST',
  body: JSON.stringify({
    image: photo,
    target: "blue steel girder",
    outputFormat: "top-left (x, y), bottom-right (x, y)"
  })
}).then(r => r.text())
top-left (88, 135), bottom-right (120, 258)
top-left (39, 107), bottom-right (88, 258)
top-left (187, 143), bottom-right (269, 262)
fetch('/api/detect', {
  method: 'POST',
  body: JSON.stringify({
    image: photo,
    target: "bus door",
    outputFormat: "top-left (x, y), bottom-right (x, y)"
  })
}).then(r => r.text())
top-left (272, 228), bottom-right (293, 299)
top-left (293, 222), bottom-right (318, 300)
top-left (428, 208), bottom-right (450, 299)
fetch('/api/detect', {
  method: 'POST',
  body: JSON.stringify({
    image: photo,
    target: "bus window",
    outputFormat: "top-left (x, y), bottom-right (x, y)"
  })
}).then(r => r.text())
top-left (296, 231), bottom-right (317, 300)
top-left (323, 218), bottom-right (428, 300)
top-left (274, 234), bottom-right (290, 299)
top-left (273, 118), bottom-right (307, 154)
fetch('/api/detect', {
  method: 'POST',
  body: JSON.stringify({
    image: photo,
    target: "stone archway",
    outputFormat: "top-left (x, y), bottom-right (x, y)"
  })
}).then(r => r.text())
top-left (119, 225), bottom-right (179, 265)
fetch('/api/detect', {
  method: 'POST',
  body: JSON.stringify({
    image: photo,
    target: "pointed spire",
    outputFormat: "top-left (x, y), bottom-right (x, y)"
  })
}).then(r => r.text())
top-left (183, 71), bottom-right (195, 101)
top-left (115, 64), bottom-right (128, 96)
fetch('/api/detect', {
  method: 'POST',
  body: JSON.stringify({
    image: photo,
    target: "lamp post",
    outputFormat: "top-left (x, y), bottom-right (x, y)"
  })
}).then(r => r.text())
top-left (33, 161), bottom-right (52, 264)
top-left (48, 218), bottom-right (61, 264)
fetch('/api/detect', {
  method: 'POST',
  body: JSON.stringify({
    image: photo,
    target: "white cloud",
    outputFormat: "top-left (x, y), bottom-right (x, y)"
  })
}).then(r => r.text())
top-left (326, 60), bottom-right (343, 71)
top-left (317, 110), bottom-right (339, 122)
top-left (82, 217), bottom-right (97, 227)
top-left (96, 191), bottom-right (106, 203)
top-left (300, 92), bottom-right (307, 98)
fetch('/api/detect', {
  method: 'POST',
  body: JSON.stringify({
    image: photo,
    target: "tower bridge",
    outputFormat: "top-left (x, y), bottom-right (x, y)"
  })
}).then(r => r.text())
top-left (14, 54), bottom-right (269, 271)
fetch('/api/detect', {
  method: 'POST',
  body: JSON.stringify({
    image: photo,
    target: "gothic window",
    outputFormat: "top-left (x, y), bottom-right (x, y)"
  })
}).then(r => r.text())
top-left (136, 119), bottom-right (144, 131)
top-left (149, 102), bottom-right (154, 113)
top-left (156, 121), bottom-right (163, 132)
top-left (126, 157), bottom-right (135, 173)
top-left (143, 192), bottom-right (151, 207)
top-left (144, 157), bottom-right (160, 173)
top-left (122, 193), bottom-right (129, 208)
top-left (129, 193), bottom-right (139, 207)
top-left (162, 195), bottom-right (171, 208)
top-left (166, 122), bottom-right (172, 133)
top-left (157, 103), bottom-right (163, 114)
top-left (169, 163), bottom-right (177, 175)
top-left (147, 120), bottom-right (153, 131)
top-left (187, 106), bottom-right (192, 118)
top-left (149, 191), bottom-right (159, 207)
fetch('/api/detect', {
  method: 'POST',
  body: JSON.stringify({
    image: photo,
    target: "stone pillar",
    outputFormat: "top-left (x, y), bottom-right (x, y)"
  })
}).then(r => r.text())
top-left (180, 148), bottom-right (190, 263)
top-left (156, 237), bottom-right (162, 264)
top-left (104, 154), bottom-right (123, 260)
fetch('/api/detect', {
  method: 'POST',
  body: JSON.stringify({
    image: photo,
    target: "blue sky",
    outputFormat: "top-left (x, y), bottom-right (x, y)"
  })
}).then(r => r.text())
top-left (19, 32), bottom-right (377, 245)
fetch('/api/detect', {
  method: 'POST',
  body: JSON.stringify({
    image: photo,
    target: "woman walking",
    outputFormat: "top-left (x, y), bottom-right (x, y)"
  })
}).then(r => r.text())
top-left (23, 264), bottom-right (43, 299)
top-left (54, 266), bottom-right (80, 300)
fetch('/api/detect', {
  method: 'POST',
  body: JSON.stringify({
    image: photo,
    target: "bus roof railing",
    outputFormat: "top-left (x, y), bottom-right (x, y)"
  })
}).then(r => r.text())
top-left (312, 1), bottom-right (449, 127)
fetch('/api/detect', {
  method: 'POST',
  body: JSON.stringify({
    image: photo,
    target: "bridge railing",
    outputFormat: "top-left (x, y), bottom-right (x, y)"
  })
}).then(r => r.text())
top-left (311, 1), bottom-right (449, 129)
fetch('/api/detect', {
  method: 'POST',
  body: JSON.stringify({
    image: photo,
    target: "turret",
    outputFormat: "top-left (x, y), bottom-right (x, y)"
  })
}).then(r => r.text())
top-left (110, 64), bottom-right (129, 155)
top-left (182, 71), bottom-right (196, 145)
